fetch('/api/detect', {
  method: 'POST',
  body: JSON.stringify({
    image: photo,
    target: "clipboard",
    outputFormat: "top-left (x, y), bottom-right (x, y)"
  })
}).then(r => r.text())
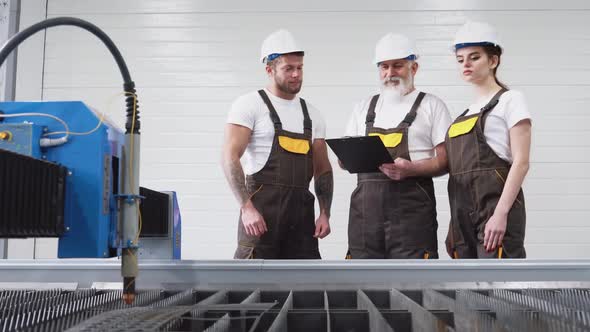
top-left (326, 136), bottom-right (393, 173)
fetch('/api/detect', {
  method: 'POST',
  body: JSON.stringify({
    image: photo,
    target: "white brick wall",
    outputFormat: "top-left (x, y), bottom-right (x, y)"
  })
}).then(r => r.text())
top-left (12, 0), bottom-right (590, 259)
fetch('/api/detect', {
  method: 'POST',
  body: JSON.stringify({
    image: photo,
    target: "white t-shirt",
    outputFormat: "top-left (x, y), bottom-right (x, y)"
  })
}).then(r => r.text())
top-left (227, 89), bottom-right (326, 175)
top-left (345, 90), bottom-right (452, 161)
top-left (464, 90), bottom-right (531, 163)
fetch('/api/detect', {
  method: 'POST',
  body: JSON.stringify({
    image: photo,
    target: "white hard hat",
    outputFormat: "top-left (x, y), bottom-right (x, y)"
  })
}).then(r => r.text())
top-left (374, 33), bottom-right (418, 65)
top-left (260, 29), bottom-right (304, 63)
top-left (453, 21), bottom-right (501, 51)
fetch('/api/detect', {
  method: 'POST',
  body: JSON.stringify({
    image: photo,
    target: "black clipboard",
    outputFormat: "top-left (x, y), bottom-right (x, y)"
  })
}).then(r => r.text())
top-left (326, 136), bottom-right (393, 173)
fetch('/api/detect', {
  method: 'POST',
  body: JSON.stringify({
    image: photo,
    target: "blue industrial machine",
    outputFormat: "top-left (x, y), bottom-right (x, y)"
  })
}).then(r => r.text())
top-left (0, 101), bottom-right (181, 260)
top-left (0, 16), bottom-right (183, 302)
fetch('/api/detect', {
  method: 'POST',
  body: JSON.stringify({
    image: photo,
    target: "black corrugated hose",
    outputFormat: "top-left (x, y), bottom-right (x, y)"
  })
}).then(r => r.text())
top-left (0, 16), bottom-right (139, 134)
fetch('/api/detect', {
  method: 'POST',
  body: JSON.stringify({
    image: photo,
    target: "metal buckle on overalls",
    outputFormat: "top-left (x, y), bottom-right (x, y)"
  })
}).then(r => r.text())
top-left (481, 99), bottom-right (499, 112)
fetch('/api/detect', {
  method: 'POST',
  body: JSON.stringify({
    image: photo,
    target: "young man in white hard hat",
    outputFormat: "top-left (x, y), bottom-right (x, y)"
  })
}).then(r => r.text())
top-left (344, 33), bottom-right (452, 259)
top-left (222, 29), bottom-right (333, 259)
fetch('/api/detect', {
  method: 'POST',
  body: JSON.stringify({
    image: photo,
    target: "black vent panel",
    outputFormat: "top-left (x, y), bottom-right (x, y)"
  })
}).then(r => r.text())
top-left (139, 187), bottom-right (169, 237)
top-left (0, 148), bottom-right (66, 237)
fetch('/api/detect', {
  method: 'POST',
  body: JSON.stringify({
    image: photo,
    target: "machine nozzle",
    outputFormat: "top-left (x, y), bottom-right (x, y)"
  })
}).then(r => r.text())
top-left (123, 276), bottom-right (136, 304)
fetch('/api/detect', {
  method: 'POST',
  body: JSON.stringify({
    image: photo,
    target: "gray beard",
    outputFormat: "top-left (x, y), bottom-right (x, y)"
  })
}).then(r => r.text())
top-left (380, 76), bottom-right (413, 102)
top-left (381, 85), bottom-right (403, 103)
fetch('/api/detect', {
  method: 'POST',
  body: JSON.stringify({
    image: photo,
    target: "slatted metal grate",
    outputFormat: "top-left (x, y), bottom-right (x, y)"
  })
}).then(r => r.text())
top-left (1, 287), bottom-right (590, 331)
top-left (0, 148), bottom-right (67, 238)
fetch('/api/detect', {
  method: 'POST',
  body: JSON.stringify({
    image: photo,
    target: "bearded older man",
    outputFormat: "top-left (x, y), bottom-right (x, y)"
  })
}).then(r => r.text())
top-left (344, 33), bottom-right (452, 259)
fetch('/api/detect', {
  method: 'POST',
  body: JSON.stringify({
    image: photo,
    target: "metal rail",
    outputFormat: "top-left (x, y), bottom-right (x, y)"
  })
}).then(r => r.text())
top-left (1, 259), bottom-right (590, 289)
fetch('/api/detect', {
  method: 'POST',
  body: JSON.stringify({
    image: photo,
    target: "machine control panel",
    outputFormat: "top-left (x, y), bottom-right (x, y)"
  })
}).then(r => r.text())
top-left (0, 123), bottom-right (43, 158)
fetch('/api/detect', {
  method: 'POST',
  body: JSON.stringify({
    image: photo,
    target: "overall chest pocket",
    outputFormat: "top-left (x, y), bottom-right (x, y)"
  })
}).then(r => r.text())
top-left (448, 117), bottom-right (478, 138)
top-left (369, 132), bottom-right (403, 148)
top-left (278, 136), bottom-right (310, 154)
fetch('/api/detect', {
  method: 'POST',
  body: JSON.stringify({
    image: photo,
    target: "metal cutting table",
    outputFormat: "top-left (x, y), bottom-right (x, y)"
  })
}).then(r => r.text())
top-left (1, 259), bottom-right (590, 331)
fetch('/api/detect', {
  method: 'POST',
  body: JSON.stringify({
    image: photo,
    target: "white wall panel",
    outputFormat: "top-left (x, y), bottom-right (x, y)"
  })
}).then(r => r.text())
top-left (11, 0), bottom-right (589, 259)
top-left (44, 0), bottom-right (590, 13)
top-left (7, 0), bottom-right (48, 259)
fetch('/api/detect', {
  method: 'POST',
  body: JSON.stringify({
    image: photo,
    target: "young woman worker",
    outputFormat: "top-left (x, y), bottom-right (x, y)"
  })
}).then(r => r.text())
top-left (445, 21), bottom-right (532, 259)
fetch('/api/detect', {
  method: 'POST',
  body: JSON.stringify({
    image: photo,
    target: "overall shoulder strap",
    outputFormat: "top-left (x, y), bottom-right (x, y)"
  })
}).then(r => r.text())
top-left (398, 91), bottom-right (426, 127)
top-left (365, 94), bottom-right (380, 134)
top-left (258, 89), bottom-right (282, 129)
top-left (299, 98), bottom-right (312, 135)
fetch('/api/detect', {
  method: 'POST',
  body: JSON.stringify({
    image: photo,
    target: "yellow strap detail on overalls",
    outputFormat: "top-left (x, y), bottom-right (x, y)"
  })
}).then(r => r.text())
top-left (453, 251), bottom-right (459, 259)
top-left (448, 117), bottom-right (478, 138)
top-left (369, 132), bottom-right (403, 148)
top-left (278, 136), bottom-right (310, 154)
top-left (498, 246), bottom-right (503, 259)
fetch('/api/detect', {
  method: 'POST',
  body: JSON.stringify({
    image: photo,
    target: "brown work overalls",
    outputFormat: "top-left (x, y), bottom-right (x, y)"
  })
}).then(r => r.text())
top-left (234, 90), bottom-right (321, 259)
top-left (348, 92), bottom-right (439, 259)
top-left (445, 88), bottom-right (526, 259)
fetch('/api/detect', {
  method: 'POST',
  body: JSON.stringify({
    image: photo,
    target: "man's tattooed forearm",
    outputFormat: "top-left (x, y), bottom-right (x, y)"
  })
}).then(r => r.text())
top-left (314, 171), bottom-right (333, 217)
top-left (225, 159), bottom-right (249, 206)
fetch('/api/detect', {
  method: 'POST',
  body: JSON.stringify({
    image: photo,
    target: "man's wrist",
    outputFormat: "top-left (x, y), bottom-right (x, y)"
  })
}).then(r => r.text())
top-left (241, 199), bottom-right (254, 211)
